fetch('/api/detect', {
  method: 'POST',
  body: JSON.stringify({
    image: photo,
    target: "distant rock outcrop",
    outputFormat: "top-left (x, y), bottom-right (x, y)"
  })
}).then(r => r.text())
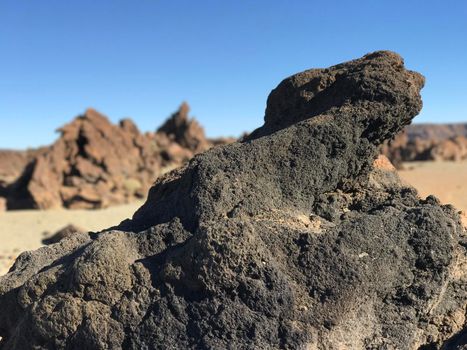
top-left (382, 123), bottom-right (467, 167)
top-left (0, 151), bottom-right (28, 189)
top-left (1, 51), bottom-right (465, 349)
top-left (0, 104), bottom-right (228, 210)
top-left (0, 149), bottom-right (40, 191)
top-left (156, 102), bottom-right (210, 153)
top-left (405, 123), bottom-right (467, 141)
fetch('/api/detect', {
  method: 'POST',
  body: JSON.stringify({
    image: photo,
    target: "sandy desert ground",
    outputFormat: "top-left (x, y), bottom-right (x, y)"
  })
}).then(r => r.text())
top-left (1, 160), bottom-right (466, 276)
top-left (399, 161), bottom-right (467, 212)
top-left (0, 201), bottom-right (144, 275)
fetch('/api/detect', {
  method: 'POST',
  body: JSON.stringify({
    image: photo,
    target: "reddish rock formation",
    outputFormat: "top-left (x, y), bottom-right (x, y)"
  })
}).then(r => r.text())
top-left (0, 149), bottom-right (40, 188)
top-left (382, 123), bottom-right (467, 167)
top-left (405, 123), bottom-right (467, 140)
top-left (0, 151), bottom-right (28, 188)
top-left (156, 102), bottom-right (210, 153)
top-left (430, 136), bottom-right (467, 161)
top-left (1, 104), bottom-right (229, 210)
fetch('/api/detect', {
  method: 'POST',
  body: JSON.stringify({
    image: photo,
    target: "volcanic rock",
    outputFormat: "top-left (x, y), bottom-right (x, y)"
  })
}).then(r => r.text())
top-left (405, 123), bottom-right (467, 141)
top-left (0, 151), bottom-right (27, 189)
top-left (429, 136), bottom-right (467, 161)
top-left (1, 105), bottom-right (217, 210)
top-left (0, 150), bottom-right (40, 187)
top-left (0, 150), bottom-right (41, 204)
top-left (157, 102), bottom-right (210, 153)
top-left (1, 51), bottom-right (466, 349)
top-left (42, 224), bottom-right (86, 245)
top-left (381, 124), bottom-right (467, 167)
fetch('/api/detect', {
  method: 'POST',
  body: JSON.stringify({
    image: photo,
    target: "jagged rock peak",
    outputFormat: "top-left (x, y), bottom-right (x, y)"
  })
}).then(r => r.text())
top-left (1, 105), bottom-right (225, 210)
top-left (119, 118), bottom-right (140, 135)
top-left (128, 51), bottom-right (425, 233)
top-left (157, 102), bottom-right (209, 152)
top-left (250, 50), bottom-right (425, 143)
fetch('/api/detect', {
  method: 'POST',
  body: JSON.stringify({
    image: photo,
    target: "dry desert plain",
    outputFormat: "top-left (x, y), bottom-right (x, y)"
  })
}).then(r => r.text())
top-left (0, 201), bottom-right (144, 275)
top-left (1, 160), bottom-right (466, 276)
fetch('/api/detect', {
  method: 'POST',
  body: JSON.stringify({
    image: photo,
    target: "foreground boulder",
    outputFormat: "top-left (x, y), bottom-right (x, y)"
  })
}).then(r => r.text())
top-left (1, 51), bottom-right (466, 349)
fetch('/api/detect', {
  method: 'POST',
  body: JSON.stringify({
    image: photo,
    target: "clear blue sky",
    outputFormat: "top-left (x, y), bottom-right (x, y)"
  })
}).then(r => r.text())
top-left (1, 0), bottom-right (466, 149)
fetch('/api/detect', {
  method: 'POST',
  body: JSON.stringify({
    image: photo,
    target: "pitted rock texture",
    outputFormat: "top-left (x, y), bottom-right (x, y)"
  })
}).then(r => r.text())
top-left (1, 51), bottom-right (466, 350)
top-left (1, 104), bottom-right (221, 210)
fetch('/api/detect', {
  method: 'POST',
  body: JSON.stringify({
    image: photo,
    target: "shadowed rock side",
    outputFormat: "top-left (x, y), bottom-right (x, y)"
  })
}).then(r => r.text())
top-left (0, 149), bottom-right (42, 209)
top-left (0, 150), bottom-right (37, 188)
top-left (405, 123), bottom-right (467, 140)
top-left (1, 104), bottom-right (222, 210)
top-left (1, 51), bottom-right (466, 350)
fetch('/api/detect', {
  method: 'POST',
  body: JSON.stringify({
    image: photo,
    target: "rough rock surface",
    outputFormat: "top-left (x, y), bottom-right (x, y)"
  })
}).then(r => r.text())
top-left (1, 51), bottom-right (466, 349)
top-left (1, 104), bottom-right (222, 210)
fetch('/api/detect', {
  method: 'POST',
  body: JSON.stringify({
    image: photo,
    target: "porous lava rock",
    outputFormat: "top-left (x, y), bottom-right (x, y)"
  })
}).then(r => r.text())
top-left (1, 51), bottom-right (466, 349)
top-left (1, 104), bottom-right (219, 210)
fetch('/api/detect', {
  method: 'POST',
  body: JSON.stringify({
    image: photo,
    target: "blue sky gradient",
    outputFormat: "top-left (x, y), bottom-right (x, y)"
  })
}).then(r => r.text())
top-left (1, 0), bottom-right (466, 149)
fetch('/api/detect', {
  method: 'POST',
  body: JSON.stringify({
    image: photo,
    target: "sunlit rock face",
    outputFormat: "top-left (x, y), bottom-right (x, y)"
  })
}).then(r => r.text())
top-left (1, 103), bottom-right (218, 210)
top-left (1, 51), bottom-right (466, 350)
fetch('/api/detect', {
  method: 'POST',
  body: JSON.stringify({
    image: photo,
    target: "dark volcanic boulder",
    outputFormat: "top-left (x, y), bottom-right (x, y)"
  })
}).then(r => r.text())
top-left (1, 51), bottom-right (466, 349)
